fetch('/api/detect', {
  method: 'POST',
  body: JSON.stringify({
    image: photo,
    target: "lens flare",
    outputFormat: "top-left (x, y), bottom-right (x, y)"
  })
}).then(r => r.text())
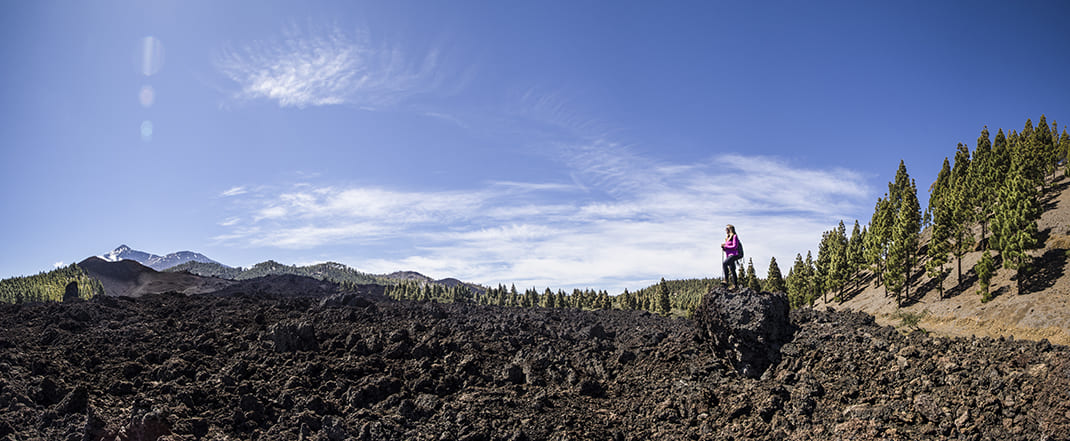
top-left (140, 120), bottom-right (154, 142)
top-left (139, 85), bottom-right (155, 108)
top-left (140, 36), bottom-right (164, 77)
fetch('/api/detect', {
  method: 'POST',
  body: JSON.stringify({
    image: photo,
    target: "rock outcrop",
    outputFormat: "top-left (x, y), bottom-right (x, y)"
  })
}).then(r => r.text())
top-left (693, 286), bottom-right (794, 378)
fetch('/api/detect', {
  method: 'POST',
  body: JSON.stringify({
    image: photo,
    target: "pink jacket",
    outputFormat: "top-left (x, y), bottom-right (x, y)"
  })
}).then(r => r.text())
top-left (723, 235), bottom-right (741, 258)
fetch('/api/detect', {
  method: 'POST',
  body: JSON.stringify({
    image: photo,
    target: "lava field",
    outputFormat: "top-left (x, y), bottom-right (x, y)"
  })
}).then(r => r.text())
top-left (0, 287), bottom-right (1068, 440)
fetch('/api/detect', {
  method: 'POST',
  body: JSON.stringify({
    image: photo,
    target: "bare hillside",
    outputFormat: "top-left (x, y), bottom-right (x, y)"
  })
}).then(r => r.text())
top-left (818, 172), bottom-right (1070, 344)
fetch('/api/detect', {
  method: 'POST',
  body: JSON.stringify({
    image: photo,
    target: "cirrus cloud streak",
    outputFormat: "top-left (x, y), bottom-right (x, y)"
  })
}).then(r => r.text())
top-left (216, 25), bottom-right (440, 109)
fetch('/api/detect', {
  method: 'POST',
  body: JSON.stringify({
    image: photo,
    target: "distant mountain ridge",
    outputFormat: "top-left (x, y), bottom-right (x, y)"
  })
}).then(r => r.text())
top-left (100, 244), bottom-right (223, 271)
top-left (167, 260), bottom-right (479, 291)
top-left (166, 260), bottom-right (383, 285)
top-left (83, 245), bottom-right (485, 295)
top-left (75, 257), bottom-right (388, 300)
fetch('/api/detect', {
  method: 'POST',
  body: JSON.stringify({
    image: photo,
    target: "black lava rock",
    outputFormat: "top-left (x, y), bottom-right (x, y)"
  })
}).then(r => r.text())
top-left (693, 286), bottom-right (794, 378)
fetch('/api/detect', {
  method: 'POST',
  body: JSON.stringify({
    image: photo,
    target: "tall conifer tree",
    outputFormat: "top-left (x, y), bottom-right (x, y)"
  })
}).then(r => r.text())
top-left (804, 251), bottom-right (817, 307)
top-left (1017, 119), bottom-right (1044, 186)
top-left (815, 231), bottom-right (832, 303)
top-left (745, 259), bottom-right (761, 291)
top-left (656, 278), bottom-right (671, 315)
top-left (885, 172), bottom-right (920, 306)
top-left (864, 196), bottom-right (892, 291)
top-left (847, 221), bottom-right (864, 291)
top-left (1036, 115), bottom-right (1056, 182)
top-left (927, 157), bottom-right (953, 298)
top-left (827, 221), bottom-right (849, 301)
top-left (992, 162), bottom-right (1041, 294)
top-left (786, 254), bottom-right (808, 307)
top-left (765, 257), bottom-right (786, 294)
top-left (969, 127), bottom-right (996, 248)
top-left (949, 144), bottom-right (974, 285)
top-left (993, 128), bottom-right (1011, 182)
top-left (1062, 129), bottom-right (1070, 177)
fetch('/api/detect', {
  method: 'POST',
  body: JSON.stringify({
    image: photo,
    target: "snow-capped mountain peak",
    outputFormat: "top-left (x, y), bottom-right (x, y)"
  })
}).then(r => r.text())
top-left (99, 245), bottom-right (224, 271)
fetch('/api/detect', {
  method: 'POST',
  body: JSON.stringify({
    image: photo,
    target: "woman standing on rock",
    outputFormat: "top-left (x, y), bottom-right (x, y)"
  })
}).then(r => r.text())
top-left (721, 224), bottom-right (743, 290)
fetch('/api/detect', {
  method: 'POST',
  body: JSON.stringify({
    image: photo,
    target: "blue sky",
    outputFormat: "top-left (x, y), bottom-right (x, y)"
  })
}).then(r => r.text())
top-left (2, 1), bottom-right (1069, 292)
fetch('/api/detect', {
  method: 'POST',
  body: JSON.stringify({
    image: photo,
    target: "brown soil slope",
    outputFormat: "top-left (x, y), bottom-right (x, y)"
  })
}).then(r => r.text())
top-left (1, 289), bottom-right (1068, 440)
top-left (78, 257), bottom-right (235, 298)
top-left (816, 173), bottom-right (1070, 344)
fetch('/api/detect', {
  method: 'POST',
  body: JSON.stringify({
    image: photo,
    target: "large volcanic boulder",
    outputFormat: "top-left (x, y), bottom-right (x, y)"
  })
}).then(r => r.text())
top-left (693, 286), bottom-right (793, 378)
top-left (268, 321), bottom-right (319, 352)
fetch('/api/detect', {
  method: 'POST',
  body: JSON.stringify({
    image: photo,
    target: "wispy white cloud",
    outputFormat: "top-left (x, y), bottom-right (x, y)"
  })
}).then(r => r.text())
top-left (216, 24), bottom-right (440, 109)
top-left (423, 112), bottom-right (469, 129)
top-left (53, 261), bottom-right (64, 269)
top-left (220, 186), bottom-right (247, 197)
top-left (219, 217), bottom-right (241, 227)
top-left (216, 143), bottom-right (870, 292)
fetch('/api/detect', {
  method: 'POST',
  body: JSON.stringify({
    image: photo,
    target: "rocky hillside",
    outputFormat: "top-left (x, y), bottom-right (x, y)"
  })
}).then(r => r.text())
top-left (1, 287), bottom-right (1067, 440)
top-left (819, 174), bottom-right (1070, 345)
top-left (78, 257), bottom-right (233, 298)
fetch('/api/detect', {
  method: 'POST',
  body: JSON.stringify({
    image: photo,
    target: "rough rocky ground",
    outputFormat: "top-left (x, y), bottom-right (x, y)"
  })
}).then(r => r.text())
top-left (1, 287), bottom-right (1068, 440)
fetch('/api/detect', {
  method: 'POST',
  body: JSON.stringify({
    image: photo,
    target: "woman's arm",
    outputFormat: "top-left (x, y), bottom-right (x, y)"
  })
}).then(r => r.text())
top-left (724, 235), bottom-right (738, 251)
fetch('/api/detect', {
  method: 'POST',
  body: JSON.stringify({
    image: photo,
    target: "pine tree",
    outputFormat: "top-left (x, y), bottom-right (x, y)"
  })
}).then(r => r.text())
top-left (1036, 115), bottom-right (1057, 182)
top-left (969, 127), bottom-right (996, 249)
top-left (656, 278), bottom-right (671, 315)
top-left (901, 179), bottom-right (921, 300)
top-left (786, 254), bottom-right (808, 308)
top-left (948, 144), bottom-right (975, 285)
top-left (847, 221), bottom-right (864, 291)
top-left (1061, 129), bottom-right (1070, 177)
top-left (884, 216), bottom-right (907, 305)
top-left (864, 196), bottom-right (892, 291)
top-left (765, 257), bottom-right (786, 293)
top-left (992, 162), bottom-right (1041, 294)
top-left (827, 221), bottom-right (849, 301)
top-left (869, 161), bottom-right (913, 298)
top-left (804, 251), bottom-right (817, 307)
top-left (598, 291), bottom-right (611, 310)
top-left (993, 128), bottom-right (1012, 184)
top-left (542, 288), bottom-right (556, 308)
top-left (815, 231), bottom-right (832, 303)
top-left (746, 259), bottom-right (761, 291)
top-left (926, 157), bottom-right (953, 298)
top-left (885, 174), bottom-right (920, 307)
top-left (891, 160), bottom-right (911, 209)
top-left (1017, 119), bottom-right (1045, 187)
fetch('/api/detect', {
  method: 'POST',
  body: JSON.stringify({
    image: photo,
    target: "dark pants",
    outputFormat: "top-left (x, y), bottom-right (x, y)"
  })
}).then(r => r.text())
top-left (723, 254), bottom-right (741, 287)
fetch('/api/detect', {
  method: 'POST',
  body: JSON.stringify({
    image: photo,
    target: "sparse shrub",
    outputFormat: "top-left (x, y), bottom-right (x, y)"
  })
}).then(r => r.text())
top-left (895, 310), bottom-right (926, 331)
top-left (1049, 234), bottom-right (1070, 250)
